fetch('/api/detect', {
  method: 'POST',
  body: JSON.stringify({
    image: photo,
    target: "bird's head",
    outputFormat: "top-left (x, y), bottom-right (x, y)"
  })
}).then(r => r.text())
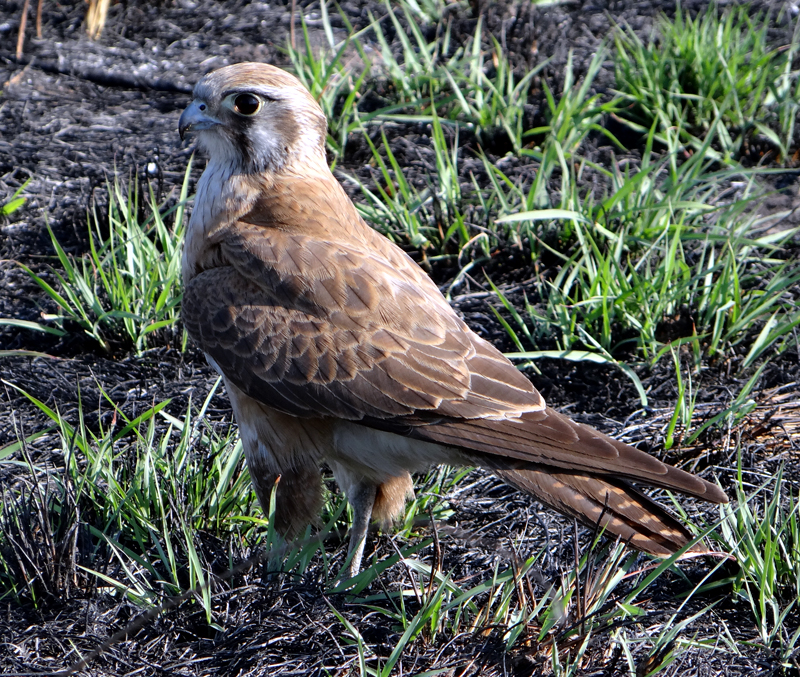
top-left (179, 63), bottom-right (328, 175)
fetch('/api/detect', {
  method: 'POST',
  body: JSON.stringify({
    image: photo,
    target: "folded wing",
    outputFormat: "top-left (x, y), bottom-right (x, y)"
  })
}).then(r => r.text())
top-left (182, 223), bottom-right (543, 421)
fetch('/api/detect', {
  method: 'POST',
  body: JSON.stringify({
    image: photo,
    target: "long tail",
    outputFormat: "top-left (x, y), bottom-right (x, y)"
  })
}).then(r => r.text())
top-left (496, 468), bottom-right (707, 556)
top-left (402, 407), bottom-right (727, 504)
top-left (370, 405), bottom-right (726, 555)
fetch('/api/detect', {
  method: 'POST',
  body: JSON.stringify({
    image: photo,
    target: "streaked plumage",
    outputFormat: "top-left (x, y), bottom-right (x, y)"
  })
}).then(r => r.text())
top-left (178, 63), bottom-right (727, 575)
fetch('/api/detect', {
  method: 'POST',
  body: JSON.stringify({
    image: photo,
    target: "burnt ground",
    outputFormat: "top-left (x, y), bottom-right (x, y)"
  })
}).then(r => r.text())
top-left (0, 0), bottom-right (799, 675)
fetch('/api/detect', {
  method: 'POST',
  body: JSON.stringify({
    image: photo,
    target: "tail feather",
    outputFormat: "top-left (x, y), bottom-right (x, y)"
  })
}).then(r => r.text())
top-left (496, 468), bottom-right (707, 556)
top-left (399, 407), bottom-right (728, 504)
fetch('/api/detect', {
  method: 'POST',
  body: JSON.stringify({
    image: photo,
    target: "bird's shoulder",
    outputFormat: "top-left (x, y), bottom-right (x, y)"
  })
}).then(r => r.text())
top-left (201, 172), bottom-right (453, 324)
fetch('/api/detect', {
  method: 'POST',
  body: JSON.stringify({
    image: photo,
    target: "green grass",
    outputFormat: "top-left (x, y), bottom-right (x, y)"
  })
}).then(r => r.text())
top-left (494, 132), bottom-right (800, 367)
top-left (0, 379), bottom-right (459, 605)
top-left (1, 179), bottom-right (28, 217)
top-left (614, 3), bottom-right (800, 162)
top-left (349, 111), bottom-right (467, 255)
top-left (7, 385), bottom-right (796, 674)
top-left (438, 17), bottom-right (548, 152)
top-left (286, 4), bottom-right (371, 164)
top-left (287, 0), bottom-right (549, 159)
top-left (1, 385), bottom-right (798, 672)
top-left (368, 1), bottom-right (549, 149)
top-left (350, 48), bottom-right (617, 257)
top-left (1, 166), bottom-right (191, 354)
top-left (492, 116), bottom-right (799, 428)
top-left (710, 459), bottom-right (800, 666)
top-left (343, 31), bottom-right (799, 393)
top-left (0, 379), bottom-right (255, 612)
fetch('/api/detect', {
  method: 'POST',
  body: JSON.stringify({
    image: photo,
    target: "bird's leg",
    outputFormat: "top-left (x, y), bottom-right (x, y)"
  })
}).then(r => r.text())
top-left (343, 481), bottom-right (377, 579)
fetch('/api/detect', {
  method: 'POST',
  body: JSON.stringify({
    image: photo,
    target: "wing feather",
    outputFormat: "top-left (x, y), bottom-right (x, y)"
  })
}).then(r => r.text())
top-left (182, 223), bottom-right (543, 422)
top-left (495, 469), bottom-right (706, 555)
top-left (380, 408), bottom-right (727, 503)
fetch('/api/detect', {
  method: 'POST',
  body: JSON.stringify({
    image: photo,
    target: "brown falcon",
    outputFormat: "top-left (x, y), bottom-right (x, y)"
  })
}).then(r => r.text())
top-left (178, 63), bottom-right (727, 577)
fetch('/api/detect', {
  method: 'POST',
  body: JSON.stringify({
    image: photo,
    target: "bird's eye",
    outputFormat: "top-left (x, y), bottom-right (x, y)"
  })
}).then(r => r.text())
top-left (233, 93), bottom-right (262, 116)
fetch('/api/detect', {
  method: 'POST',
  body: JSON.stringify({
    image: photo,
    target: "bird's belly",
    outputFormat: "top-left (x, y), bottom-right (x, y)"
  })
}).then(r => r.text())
top-left (222, 375), bottom-right (332, 472)
top-left (329, 420), bottom-right (469, 483)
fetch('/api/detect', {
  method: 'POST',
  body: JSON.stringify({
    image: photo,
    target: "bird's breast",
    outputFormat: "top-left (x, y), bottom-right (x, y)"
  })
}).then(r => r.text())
top-left (182, 161), bottom-right (262, 283)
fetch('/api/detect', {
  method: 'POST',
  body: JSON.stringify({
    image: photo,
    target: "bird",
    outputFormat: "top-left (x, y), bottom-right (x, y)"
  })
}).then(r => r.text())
top-left (177, 62), bottom-right (728, 578)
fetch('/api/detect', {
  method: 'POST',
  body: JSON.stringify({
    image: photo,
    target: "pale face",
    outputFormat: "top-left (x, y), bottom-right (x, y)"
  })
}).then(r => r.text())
top-left (178, 63), bottom-right (328, 174)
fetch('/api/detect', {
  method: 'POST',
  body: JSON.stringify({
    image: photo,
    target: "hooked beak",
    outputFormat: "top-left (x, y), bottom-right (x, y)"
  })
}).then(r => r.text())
top-left (179, 100), bottom-right (220, 140)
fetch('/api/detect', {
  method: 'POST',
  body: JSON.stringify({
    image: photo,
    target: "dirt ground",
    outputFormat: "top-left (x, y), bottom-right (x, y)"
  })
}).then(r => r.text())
top-left (1, 0), bottom-right (799, 675)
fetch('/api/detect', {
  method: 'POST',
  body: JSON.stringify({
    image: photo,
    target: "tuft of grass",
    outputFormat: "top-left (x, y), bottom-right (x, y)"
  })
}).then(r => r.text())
top-left (0, 377), bottom-right (447, 611)
top-left (365, 1), bottom-right (548, 149)
top-left (517, 49), bottom-right (623, 204)
top-left (349, 49), bottom-right (616, 263)
top-left (367, 0), bottom-right (450, 113)
top-left (708, 457), bottom-right (800, 666)
top-left (285, 3), bottom-right (370, 164)
top-left (1, 179), bottom-right (29, 217)
top-left (492, 118), bottom-right (800, 372)
top-left (614, 4), bottom-right (800, 162)
top-left (339, 524), bottom-right (727, 675)
top-left (0, 379), bottom-right (257, 616)
top-left (2, 164), bottom-right (191, 354)
top-left (351, 110), bottom-right (470, 256)
top-left (442, 18), bottom-right (549, 152)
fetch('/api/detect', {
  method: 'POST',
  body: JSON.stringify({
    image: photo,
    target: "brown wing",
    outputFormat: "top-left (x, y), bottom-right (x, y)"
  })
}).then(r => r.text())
top-left (182, 223), bottom-right (543, 421)
top-left (183, 216), bottom-right (725, 506)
